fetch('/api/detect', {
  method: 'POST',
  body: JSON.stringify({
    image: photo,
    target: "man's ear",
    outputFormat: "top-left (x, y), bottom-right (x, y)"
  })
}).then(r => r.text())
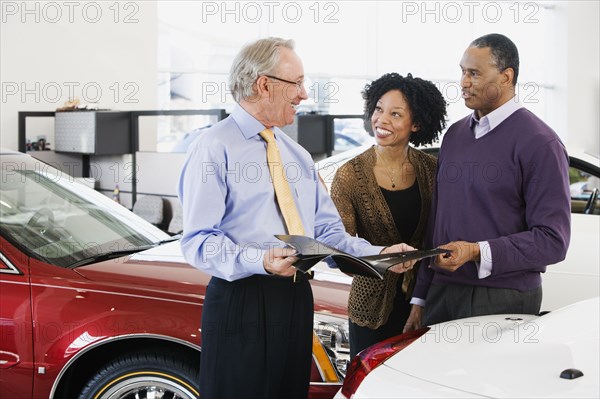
top-left (255, 75), bottom-right (270, 96)
top-left (501, 67), bottom-right (515, 87)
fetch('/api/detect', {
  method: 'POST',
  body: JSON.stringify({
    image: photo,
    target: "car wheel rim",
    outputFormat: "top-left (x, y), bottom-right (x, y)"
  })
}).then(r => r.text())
top-left (98, 375), bottom-right (198, 399)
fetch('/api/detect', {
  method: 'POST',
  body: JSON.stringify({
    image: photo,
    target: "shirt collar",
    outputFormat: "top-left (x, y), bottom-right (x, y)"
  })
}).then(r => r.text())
top-left (231, 104), bottom-right (282, 140)
top-left (469, 96), bottom-right (523, 131)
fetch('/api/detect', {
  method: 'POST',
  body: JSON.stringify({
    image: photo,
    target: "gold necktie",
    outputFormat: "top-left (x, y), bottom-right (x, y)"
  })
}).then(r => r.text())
top-left (259, 128), bottom-right (305, 235)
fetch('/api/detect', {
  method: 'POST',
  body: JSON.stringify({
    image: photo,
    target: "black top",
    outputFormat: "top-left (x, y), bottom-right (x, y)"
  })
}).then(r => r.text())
top-left (380, 180), bottom-right (421, 242)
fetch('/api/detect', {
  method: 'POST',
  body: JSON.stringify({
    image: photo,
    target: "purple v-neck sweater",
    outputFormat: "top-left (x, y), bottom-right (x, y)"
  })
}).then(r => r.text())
top-left (414, 108), bottom-right (571, 298)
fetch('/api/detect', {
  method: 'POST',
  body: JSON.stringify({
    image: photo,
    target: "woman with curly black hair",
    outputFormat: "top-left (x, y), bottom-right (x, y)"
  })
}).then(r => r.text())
top-left (331, 72), bottom-right (447, 357)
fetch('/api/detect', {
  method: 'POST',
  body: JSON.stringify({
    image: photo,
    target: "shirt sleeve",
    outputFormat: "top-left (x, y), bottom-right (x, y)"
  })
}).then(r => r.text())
top-left (410, 297), bottom-right (426, 307)
top-left (476, 241), bottom-right (492, 278)
top-left (178, 141), bottom-right (268, 281)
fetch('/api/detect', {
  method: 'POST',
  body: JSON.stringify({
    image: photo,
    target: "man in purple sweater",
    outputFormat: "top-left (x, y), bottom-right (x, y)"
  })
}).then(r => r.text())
top-left (404, 33), bottom-right (571, 329)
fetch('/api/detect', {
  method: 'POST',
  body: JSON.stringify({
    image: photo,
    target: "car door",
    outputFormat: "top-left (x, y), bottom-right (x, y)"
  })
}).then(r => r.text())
top-left (0, 238), bottom-right (34, 399)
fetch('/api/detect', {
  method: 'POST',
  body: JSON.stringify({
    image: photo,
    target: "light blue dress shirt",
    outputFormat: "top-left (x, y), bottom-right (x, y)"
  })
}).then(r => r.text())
top-left (178, 105), bottom-right (383, 281)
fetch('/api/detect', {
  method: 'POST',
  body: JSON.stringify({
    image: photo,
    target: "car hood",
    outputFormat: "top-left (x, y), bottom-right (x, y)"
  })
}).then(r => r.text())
top-left (74, 241), bottom-right (352, 317)
top-left (381, 297), bottom-right (600, 398)
top-left (74, 241), bottom-right (211, 298)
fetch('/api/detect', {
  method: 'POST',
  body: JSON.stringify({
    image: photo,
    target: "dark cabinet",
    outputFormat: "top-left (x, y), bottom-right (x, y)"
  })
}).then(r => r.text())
top-left (55, 111), bottom-right (131, 155)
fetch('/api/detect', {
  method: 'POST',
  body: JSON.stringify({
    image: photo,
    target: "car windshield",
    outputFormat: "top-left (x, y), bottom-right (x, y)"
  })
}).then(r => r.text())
top-left (1, 166), bottom-right (168, 268)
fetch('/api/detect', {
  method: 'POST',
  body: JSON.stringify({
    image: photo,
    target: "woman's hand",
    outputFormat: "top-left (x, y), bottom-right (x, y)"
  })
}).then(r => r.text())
top-left (382, 243), bottom-right (418, 273)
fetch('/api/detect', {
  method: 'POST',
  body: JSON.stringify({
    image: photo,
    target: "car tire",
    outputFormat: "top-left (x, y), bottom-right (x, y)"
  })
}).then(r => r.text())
top-left (78, 351), bottom-right (200, 399)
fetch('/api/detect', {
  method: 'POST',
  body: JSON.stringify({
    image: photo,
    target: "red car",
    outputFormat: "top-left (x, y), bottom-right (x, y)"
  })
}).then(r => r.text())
top-left (0, 149), bottom-right (351, 398)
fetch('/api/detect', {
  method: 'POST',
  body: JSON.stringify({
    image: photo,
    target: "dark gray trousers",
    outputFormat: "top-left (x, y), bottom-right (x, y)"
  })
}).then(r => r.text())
top-left (423, 283), bottom-right (543, 326)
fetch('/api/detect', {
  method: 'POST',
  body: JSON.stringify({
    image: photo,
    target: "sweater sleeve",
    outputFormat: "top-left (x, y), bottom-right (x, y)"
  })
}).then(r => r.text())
top-left (330, 163), bottom-right (358, 236)
top-left (411, 158), bottom-right (439, 301)
top-left (487, 138), bottom-right (571, 274)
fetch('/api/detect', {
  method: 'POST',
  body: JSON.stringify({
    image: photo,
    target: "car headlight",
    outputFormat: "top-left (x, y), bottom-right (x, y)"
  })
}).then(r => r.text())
top-left (313, 312), bottom-right (350, 381)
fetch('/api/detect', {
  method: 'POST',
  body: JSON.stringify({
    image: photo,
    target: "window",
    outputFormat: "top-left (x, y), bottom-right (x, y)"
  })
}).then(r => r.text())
top-left (157, 1), bottom-right (559, 149)
top-left (0, 168), bottom-right (161, 267)
top-left (569, 158), bottom-right (600, 215)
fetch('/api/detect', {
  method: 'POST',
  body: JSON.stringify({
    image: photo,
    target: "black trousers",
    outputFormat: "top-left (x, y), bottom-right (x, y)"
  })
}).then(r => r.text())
top-left (349, 278), bottom-right (411, 358)
top-left (423, 283), bottom-right (543, 326)
top-left (199, 274), bottom-right (314, 399)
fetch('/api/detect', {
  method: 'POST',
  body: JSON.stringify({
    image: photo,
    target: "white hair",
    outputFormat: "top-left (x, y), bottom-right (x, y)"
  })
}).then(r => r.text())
top-left (229, 37), bottom-right (295, 102)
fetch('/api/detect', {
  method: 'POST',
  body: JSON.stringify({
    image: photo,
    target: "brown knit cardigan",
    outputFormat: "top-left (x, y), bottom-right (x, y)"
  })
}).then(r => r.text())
top-left (330, 145), bottom-right (437, 328)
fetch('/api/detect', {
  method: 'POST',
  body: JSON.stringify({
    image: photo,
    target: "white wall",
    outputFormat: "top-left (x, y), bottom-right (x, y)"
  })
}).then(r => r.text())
top-left (567, 1), bottom-right (600, 156)
top-left (1, 1), bottom-right (598, 211)
top-left (0, 1), bottom-right (158, 150)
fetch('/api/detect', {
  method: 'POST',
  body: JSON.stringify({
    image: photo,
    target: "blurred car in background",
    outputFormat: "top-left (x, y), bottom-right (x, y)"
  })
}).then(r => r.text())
top-left (335, 297), bottom-right (599, 398)
top-left (0, 148), bottom-right (350, 399)
top-left (316, 145), bottom-right (600, 312)
top-left (333, 118), bottom-right (375, 153)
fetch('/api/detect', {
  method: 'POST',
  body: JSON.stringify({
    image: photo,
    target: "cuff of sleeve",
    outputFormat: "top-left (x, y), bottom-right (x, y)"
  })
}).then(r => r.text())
top-left (410, 297), bottom-right (426, 307)
top-left (239, 247), bottom-right (270, 276)
top-left (372, 245), bottom-right (386, 255)
top-left (477, 241), bottom-right (492, 279)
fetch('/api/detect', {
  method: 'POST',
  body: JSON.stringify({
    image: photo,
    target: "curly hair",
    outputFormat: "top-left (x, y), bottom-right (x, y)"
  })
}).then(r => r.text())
top-left (362, 72), bottom-right (447, 147)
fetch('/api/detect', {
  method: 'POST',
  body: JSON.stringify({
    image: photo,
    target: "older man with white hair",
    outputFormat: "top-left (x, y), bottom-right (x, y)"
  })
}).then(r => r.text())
top-left (178, 37), bottom-right (415, 398)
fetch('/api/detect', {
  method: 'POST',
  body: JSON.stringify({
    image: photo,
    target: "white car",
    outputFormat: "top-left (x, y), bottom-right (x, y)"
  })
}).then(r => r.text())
top-left (334, 296), bottom-right (600, 398)
top-left (316, 145), bottom-right (600, 312)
